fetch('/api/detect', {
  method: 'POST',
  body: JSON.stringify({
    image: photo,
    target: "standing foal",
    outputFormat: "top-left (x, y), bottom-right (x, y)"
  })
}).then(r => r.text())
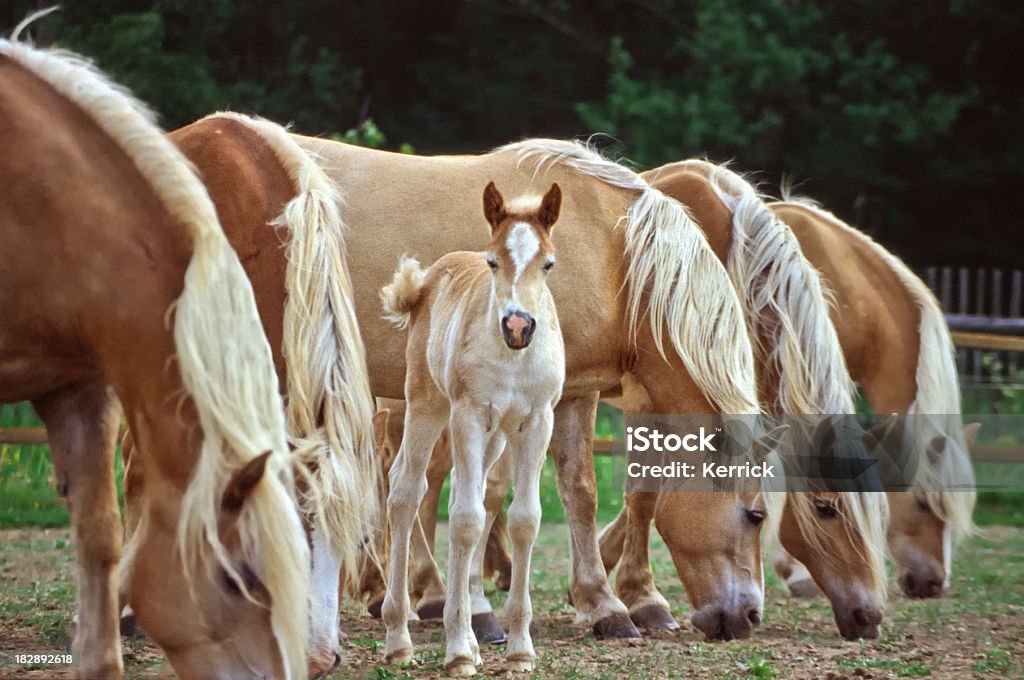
top-left (380, 182), bottom-right (565, 676)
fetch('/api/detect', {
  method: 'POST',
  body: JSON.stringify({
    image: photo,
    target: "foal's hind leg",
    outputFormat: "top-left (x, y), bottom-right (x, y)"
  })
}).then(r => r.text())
top-left (616, 492), bottom-right (679, 629)
top-left (383, 398), bottom-right (449, 664)
top-left (34, 382), bottom-right (123, 679)
top-left (468, 447), bottom-right (510, 645)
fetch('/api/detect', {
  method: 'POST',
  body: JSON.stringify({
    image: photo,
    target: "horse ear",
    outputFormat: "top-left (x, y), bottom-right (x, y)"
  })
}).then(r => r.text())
top-left (222, 451), bottom-right (272, 513)
top-left (482, 181), bottom-right (506, 231)
top-left (963, 422), bottom-right (981, 449)
top-left (812, 416), bottom-right (836, 455)
top-left (372, 409), bottom-right (391, 452)
top-left (926, 436), bottom-right (947, 468)
top-left (538, 183), bottom-right (562, 231)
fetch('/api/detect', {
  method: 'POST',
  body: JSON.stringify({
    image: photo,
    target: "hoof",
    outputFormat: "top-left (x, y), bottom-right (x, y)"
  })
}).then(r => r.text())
top-left (472, 612), bottom-right (508, 645)
top-left (308, 651), bottom-right (341, 679)
top-left (367, 598), bottom-right (384, 619)
top-left (506, 654), bottom-right (534, 673)
top-left (120, 611), bottom-right (146, 638)
top-left (446, 657), bottom-right (477, 677)
top-left (417, 599), bottom-right (446, 620)
top-left (788, 578), bottom-right (822, 598)
top-left (593, 612), bottom-right (642, 639)
top-left (630, 603), bottom-right (680, 630)
top-left (386, 647), bottom-right (415, 665)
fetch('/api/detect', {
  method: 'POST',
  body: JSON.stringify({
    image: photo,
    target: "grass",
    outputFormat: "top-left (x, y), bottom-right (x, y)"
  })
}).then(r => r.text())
top-left (3, 400), bottom-right (1023, 528)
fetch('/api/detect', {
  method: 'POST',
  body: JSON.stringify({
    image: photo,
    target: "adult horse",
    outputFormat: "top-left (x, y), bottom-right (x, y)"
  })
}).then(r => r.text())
top-left (768, 198), bottom-right (975, 598)
top-left (0, 30), bottom-right (309, 680)
top-left (173, 128), bottom-right (770, 640)
top-left (122, 111), bottom-right (380, 676)
top-left (394, 160), bottom-right (890, 640)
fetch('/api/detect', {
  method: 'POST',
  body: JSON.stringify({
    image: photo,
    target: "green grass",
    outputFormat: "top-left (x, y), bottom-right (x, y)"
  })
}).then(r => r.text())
top-left (2, 400), bottom-right (1023, 528)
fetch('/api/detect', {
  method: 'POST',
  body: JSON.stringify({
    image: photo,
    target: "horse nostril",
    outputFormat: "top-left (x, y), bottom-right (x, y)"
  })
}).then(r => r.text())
top-left (926, 580), bottom-right (943, 597)
top-left (746, 608), bottom-right (761, 626)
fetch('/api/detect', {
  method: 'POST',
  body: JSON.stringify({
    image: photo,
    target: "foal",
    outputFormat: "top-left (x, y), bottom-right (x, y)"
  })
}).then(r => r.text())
top-left (380, 182), bottom-right (565, 676)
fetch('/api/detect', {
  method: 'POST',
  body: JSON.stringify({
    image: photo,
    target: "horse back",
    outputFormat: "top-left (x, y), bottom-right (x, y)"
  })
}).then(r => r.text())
top-left (0, 54), bottom-right (189, 403)
top-left (771, 202), bottom-right (919, 407)
top-left (170, 117), bottom-right (295, 386)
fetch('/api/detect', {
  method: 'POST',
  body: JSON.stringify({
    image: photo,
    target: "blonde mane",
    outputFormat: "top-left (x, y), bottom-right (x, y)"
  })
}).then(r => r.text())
top-left (496, 139), bottom-right (760, 415)
top-left (202, 112), bottom-right (382, 590)
top-left (2, 29), bottom-right (308, 679)
top-left (776, 196), bottom-right (975, 538)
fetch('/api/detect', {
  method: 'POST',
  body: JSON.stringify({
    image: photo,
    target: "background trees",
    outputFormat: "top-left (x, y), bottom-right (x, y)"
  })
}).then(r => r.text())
top-left (4, 0), bottom-right (1020, 267)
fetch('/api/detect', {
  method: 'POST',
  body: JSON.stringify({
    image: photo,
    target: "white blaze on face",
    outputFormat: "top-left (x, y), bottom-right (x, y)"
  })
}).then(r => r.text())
top-left (506, 222), bottom-right (540, 282)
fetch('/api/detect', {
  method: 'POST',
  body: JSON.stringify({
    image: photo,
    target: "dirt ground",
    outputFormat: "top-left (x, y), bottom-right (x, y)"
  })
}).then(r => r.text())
top-left (1, 524), bottom-right (1021, 679)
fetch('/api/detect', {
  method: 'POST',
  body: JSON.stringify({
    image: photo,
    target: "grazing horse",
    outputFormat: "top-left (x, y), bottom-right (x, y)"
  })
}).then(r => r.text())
top-left (380, 183), bottom-right (566, 676)
top-left (398, 160), bottom-right (890, 640)
top-left (120, 111), bottom-right (380, 675)
top-left (287, 134), bottom-right (784, 640)
top-left (0, 32), bottom-right (309, 680)
top-left (767, 198), bottom-right (976, 598)
top-left (636, 161), bottom-right (888, 639)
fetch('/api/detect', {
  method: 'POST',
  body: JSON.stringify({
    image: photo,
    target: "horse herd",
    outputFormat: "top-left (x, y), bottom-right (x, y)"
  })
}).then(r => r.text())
top-left (0, 22), bottom-right (976, 680)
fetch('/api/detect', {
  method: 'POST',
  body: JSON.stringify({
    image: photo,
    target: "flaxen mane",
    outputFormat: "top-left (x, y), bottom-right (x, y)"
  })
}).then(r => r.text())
top-left (200, 112), bottom-right (382, 589)
top-left (3, 20), bottom-right (309, 679)
top-left (777, 195), bottom-right (975, 540)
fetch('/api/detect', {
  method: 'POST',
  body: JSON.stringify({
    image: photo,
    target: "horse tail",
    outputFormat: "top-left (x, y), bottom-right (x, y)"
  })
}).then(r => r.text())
top-left (778, 196), bottom-right (975, 539)
top-left (199, 113), bottom-right (382, 588)
top-left (0, 34), bottom-right (312, 678)
top-left (497, 139), bottom-right (760, 415)
top-left (381, 256), bottom-right (427, 329)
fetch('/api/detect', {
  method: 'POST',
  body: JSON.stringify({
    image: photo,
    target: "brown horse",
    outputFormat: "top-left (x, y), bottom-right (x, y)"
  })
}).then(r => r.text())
top-left (120, 111), bottom-right (380, 676)
top-left (168, 128), bottom-right (770, 640)
top-left (395, 160), bottom-right (890, 640)
top-left (767, 198), bottom-right (976, 598)
top-left (0, 31), bottom-right (310, 680)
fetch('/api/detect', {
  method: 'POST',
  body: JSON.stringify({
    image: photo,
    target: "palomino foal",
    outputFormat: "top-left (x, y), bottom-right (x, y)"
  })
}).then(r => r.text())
top-left (380, 182), bottom-right (565, 676)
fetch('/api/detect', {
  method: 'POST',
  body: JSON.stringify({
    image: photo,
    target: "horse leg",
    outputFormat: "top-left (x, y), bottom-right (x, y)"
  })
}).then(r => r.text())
top-left (383, 398), bottom-right (448, 664)
top-left (117, 429), bottom-right (142, 638)
top-left (309, 526), bottom-right (344, 674)
top-left (502, 410), bottom-right (551, 673)
top-left (549, 393), bottom-right (638, 638)
top-left (412, 431), bottom-right (452, 618)
top-left (34, 382), bottom-right (123, 679)
top-left (597, 507), bottom-right (628, 574)
top-left (484, 509), bottom-right (513, 592)
top-left (444, 403), bottom-right (491, 676)
top-left (469, 448), bottom-right (509, 645)
top-left (771, 543), bottom-right (821, 598)
top-left (616, 492), bottom-right (679, 629)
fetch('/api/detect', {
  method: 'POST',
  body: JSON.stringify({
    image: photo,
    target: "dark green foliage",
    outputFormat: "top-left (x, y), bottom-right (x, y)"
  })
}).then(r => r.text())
top-left (1, 0), bottom-right (1019, 267)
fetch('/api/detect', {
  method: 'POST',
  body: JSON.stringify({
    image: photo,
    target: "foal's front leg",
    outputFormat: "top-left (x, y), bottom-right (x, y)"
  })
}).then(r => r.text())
top-left (503, 409), bottom-right (553, 672)
top-left (444, 403), bottom-right (489, 676)
top-left (383, 400), bottom-right (448, 664)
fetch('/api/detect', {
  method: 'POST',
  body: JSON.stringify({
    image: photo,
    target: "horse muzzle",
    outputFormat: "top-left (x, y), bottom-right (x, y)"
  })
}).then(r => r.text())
top-left (501, 311), bottom-right (536, 350)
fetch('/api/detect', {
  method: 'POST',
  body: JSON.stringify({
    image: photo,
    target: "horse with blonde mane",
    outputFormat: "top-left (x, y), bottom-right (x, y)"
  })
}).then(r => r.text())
top-left (767, 197), bottom-right (976, 598)
top-left (119, 111), bottom-right (380, 676)
top-left (381, 158), bottom-right (890, 640)
top-left (380, 182), bottom-right (566, 676)
top-left (135, 129), bottom-right (763, 641)
top-left (0, 25), bottom-right (309, 680)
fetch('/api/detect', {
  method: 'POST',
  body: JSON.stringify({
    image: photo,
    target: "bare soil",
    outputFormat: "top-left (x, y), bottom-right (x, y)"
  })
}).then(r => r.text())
top-left (1, 525), bottom-right (1021, 679)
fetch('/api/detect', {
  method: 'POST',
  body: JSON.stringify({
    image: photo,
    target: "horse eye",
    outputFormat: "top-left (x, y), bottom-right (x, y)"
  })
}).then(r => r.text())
top-left (220, 568), bottom-right (243, 596)
top-left (814, 498), bottom-right (839, 519)
top-left (219, 564), bottom-right (256, 597)
top-left (487, 257), bottom-right (498, 271)
top-left (543, 260), bottom-right (554, 272)
top-left (916, 496), bottom-right (932, 513)
top-left (746, 508), bottom-right (766, 527)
